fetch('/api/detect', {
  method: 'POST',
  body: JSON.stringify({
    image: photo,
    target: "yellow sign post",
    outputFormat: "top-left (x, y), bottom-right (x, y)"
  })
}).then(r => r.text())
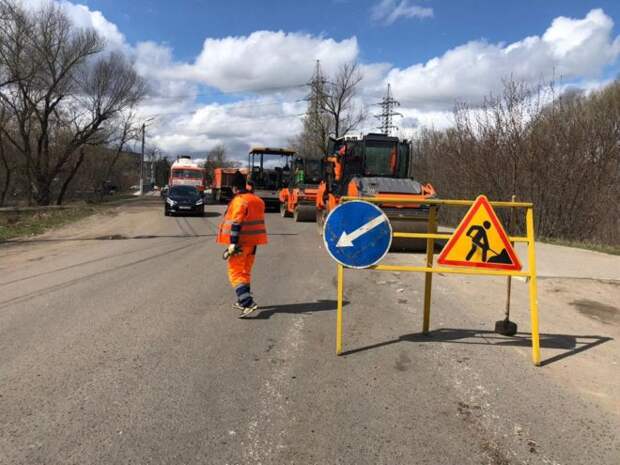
top-left (334, 196), bottom-right (542, 366)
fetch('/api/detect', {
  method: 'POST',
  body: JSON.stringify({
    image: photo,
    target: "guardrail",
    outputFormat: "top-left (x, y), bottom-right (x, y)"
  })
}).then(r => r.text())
top-left (335, 196), bottom-right (541, 366)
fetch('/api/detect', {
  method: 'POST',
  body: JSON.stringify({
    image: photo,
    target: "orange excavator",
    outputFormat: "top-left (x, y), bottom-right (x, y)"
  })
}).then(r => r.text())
top-left (279, 157), bottom-right (322, 222)
top-left (315, 133), bottom-right (436, 250)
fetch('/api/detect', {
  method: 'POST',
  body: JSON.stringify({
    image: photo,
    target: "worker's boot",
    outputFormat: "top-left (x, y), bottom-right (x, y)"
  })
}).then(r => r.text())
top-left (238, 302), bottom-right (259, 318)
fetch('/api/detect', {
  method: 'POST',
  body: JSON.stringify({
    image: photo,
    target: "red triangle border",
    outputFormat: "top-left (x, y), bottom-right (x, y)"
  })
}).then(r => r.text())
top-left (437, 196), bottom-right (522, 271)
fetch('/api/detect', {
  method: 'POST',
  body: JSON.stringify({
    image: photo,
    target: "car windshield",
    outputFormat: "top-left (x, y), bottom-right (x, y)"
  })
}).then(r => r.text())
top-left (170, 186), bottom-right (199, 197)
top-left (364, 143), bottom-right (397, 176)
top-left (172, 169), bottom-right (203, 179)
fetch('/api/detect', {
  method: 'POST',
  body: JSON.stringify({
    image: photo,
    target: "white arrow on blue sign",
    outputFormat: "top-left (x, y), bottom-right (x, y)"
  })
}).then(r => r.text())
top-left (323, 200), bottom-right (393, 269)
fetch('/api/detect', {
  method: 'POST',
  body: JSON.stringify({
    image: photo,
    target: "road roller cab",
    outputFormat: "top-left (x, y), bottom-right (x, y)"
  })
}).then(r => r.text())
top-left (316, 133), bottom-right (436, 250)
top-left (279, 157), bottom-right (322, 222)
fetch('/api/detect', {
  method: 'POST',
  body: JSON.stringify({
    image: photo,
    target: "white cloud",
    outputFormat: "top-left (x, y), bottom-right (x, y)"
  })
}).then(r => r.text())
top-left (59, 1), bottom-right (126, 50)
top-left (371, 0), bottom-right (433, 25)
top-left (148, 98), bottom-right (306, 158)
top-left (386, 8), bottom-right (620, 109)
top-left (165, 31), bottom-right (358, 93)
top-left (18, 2), bottom-right (620, 155)
top-left (22, 0), bottom-right (127, 51)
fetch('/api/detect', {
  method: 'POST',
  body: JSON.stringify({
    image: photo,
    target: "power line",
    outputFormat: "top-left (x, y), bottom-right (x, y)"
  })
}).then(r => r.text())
top-left (143, 82), bottom-right (308, 102)
top-left (143, 110), bottom-right (306, 124)
top-left (374, 83), bottom-right (402, 136)
top-left (139, 98), bottom-right (307, 119)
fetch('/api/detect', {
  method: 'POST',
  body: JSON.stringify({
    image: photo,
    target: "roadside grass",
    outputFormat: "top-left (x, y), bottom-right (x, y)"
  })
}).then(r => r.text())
top-left (0, 205), bottom-right (103, 242)
top-left (540, 237), bottom-right (620, 256)
top-left (0, 192), bottom-right (144, 242)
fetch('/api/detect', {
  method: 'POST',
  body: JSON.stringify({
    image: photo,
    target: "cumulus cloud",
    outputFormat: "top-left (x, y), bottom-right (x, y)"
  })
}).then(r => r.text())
top-left (148, 98), bottom-right (306, 158)
top-left (166, 31), bottom-right (358, 93)
top-left (371, 0), bottom-right (433, 25)
top-left (22, 0), bottom-right (127, 51)
top-left (59, 1), bottom-right (126, 50)
top-left (386, 9), bottom-right (620, 109)
top-left (20, 2), bottom-right (620, 154)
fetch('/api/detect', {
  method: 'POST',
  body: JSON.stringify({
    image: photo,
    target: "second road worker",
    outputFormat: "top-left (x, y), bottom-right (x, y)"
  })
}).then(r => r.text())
top-left (216, 171), bottom-right (267, 317)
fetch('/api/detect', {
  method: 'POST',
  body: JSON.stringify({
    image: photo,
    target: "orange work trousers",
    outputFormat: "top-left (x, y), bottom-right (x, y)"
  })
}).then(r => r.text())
top-left (227, 246), bottom-right (257, 288)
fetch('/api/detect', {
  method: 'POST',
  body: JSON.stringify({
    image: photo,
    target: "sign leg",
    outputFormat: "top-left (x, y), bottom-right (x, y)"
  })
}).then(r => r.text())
top-left (526, 208), bottom-right (541, 366)
top-left (337, 264), bottom-right (344, 355)
top-left (423, 207), bottom-right (438, 334)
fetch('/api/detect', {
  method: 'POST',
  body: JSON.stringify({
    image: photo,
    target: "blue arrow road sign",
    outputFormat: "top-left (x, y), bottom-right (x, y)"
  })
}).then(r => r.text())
top-left (323, 201), bottom-right (392, 269)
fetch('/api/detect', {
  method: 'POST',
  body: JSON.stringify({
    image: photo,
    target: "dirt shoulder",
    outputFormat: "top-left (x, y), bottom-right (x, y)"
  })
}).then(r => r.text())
top-left (0, 195), bottom-right (153, 242)
top-left (0, 196), bottom-right (165, 269)
top-left (382, 247), bottom-right (620, 417)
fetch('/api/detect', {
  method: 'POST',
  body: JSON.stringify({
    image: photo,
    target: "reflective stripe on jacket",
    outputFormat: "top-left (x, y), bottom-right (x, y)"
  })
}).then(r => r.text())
top-left (216, 192), bottom-right (268, 245)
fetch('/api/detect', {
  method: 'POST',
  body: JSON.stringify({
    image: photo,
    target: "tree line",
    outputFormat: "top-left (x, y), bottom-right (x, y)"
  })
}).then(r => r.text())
top-left (411, 79), bottom-right (620, 245)
top-left (0, 0), bottom-right (146, 206)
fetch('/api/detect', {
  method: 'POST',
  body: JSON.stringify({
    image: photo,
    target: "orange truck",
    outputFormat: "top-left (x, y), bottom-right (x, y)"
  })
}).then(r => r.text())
top-left (169, 156), bottom-right (207, 193)
top-left (316, 133), bottom-right (436, 250)
top-left (211, 167), bottom-right (250, 203)
top-left (279, 157), bottom-right (321, 222)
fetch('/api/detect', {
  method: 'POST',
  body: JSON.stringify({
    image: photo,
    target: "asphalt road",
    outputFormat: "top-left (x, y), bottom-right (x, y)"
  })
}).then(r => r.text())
top-left (1, 198), bottom-right (618, 465)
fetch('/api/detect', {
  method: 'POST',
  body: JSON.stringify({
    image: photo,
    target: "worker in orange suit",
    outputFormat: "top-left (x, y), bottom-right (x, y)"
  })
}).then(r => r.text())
top-left (216, 171), bottom-right (267, 317)
top-left (326, 145), bottom-right (345, 182)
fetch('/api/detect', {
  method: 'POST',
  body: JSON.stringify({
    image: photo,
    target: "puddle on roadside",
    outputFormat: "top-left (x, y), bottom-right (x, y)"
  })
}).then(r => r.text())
top-left (571, 299), bottom-right (620, 324)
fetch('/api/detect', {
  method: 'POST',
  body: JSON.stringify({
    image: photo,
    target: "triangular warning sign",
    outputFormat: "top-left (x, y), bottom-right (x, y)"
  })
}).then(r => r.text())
top-left (438, 195), bottom-right (522, 271)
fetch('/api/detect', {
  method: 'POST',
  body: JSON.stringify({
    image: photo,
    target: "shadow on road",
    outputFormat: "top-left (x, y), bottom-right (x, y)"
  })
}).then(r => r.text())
top-left (245, 299), bottom-right (350, 319)
top-left (1, 232), bottom-right (298, 244)
top-left (340, 328), bottom-right (612, 366)
top-left (168, 212), bottom-right (221, 218)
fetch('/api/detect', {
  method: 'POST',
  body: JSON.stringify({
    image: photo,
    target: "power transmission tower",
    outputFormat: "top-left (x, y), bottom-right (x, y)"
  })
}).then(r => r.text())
top-left (374, 83), bottom-right (402, 136)
top-left (307, 60), bottom-right (327, 123)
top-left (303, 60), bottom-right (329, 156)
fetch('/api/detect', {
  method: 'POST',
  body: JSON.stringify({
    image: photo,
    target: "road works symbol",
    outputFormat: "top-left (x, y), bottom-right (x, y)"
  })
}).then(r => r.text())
top-left (438, 195), bottom-right (522, 271)
top-left (324, 200), bottom-right (392, 269)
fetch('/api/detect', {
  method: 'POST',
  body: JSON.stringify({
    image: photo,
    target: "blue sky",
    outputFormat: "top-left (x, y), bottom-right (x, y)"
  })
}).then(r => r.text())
top-left (84, 0), bottom-right (620, 67)
top-left (51, 0), bottom-right (620, 156)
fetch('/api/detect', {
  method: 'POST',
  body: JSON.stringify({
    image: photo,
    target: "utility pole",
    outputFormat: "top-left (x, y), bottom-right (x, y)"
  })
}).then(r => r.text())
top-left (139, 122), bottom-right (145, 195)
top-left (374, 83), bottom-right (402, 136)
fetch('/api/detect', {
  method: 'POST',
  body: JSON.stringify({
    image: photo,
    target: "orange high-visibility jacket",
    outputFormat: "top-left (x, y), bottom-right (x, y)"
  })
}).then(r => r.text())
top-left (217, 192), bottom-right (268, 245)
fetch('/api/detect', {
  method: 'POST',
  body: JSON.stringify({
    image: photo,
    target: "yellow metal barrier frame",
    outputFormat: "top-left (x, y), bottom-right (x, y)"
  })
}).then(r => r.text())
top-left (335, 197), bottom-right (541, 366)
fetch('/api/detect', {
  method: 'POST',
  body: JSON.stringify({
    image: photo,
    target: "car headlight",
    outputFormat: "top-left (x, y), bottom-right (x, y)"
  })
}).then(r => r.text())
top-left (195, 199), bottom-right (204, 206)
top-left (166, 197), bottom-right (176, 206)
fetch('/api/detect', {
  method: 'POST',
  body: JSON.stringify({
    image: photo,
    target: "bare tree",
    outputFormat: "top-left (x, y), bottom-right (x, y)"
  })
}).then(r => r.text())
top-left (0, 128), bottom-right (11, 205)
top-left (295, 62), bottom-right (366, 160)
top-left (321, 62), bottom-right (366, 138)
top-left (301, 60), bottom-right (332, 157)
top-left (0, 2), bottom-right (146, 205)
top-left (412, 78), bottom-right (620, 246)
top-left (203, 144), bottom-right (237, 181)
top-left (99, 112), bottom-right (140, 194)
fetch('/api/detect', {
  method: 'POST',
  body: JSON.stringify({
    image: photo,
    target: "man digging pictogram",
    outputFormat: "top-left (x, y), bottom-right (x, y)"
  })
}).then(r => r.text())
top-left (466, 221), bottom-right (492, 262)
top-left (465, 220), bottom-right (512, 264)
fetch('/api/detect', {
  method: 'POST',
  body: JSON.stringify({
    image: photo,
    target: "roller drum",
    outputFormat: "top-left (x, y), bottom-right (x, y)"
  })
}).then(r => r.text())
top-left (294, 204), bottom-right (316, 222)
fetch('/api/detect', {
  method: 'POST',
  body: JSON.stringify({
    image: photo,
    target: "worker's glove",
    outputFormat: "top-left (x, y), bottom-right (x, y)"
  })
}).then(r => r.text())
top-left (223, 244), bottom-right (241, 260)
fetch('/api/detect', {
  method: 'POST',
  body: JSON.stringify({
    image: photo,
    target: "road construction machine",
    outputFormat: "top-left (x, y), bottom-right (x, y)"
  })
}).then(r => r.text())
top-left (278, 157), bottom-right (322, 222)
top-left (315, 133), bottom-right (436, 251)
top-left (211, 167), bottom-right (250, 203)
top-left (248, 147), bottom-right (296, 209)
